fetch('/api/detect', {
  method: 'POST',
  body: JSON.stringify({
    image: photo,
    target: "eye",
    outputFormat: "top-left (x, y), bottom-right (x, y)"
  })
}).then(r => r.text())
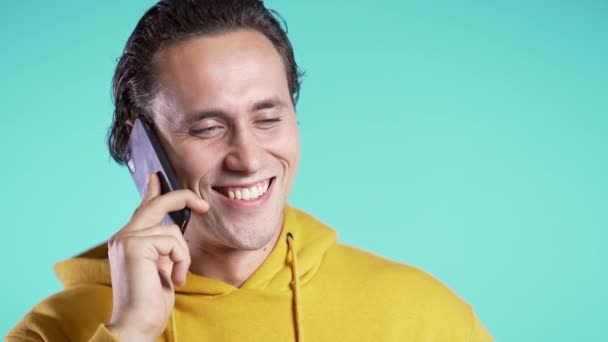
top-left (190, 125), bottom-right (225, 138)
top-left (256, 118), bottom-right (282, 128)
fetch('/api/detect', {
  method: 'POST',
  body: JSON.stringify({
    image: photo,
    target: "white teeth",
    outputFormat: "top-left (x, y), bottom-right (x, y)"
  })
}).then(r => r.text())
top-left (224, 180), bottom-right (271, 201)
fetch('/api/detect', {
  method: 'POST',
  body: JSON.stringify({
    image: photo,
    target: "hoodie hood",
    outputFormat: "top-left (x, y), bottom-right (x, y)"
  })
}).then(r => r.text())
top-left (54, 205), bottom-right (338, 295)
top-left (13, 205), bottom-right (494, 342)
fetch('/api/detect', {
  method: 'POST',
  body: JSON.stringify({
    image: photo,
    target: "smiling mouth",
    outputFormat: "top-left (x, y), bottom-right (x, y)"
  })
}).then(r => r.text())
top-left (212, 177), bottom-right (275, 201)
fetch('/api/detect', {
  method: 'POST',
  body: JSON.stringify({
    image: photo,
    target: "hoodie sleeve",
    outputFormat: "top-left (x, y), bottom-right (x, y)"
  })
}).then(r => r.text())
top-left (5, 312), bottom-right (66, 342)
top-left (5, 314), bottom-right (118, 342)
top-left (470, 310), bottom-right (494, 342)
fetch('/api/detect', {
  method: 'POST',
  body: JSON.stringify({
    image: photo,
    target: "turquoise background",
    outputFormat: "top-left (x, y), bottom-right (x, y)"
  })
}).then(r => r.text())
top-left (1, 1), bottom-right (606, 340)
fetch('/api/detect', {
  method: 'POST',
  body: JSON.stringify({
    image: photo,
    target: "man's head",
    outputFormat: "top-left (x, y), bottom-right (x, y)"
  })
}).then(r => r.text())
top-left (108, 0), bottom-right (302, 163)
top-left (108, 0), bottom-right (303, 251)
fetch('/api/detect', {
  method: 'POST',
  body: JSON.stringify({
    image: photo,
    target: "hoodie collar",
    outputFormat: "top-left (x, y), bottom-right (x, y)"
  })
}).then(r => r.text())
top-left (54, 205), bottom-right (338, 295)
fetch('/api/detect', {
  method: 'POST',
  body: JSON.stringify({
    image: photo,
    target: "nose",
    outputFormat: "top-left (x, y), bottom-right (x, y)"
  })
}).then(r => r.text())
top-left (223, 126), bottom-right (262, 174)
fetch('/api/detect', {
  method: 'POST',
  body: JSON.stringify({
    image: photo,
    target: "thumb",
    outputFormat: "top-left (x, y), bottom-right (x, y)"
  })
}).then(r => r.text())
top-left (143, 172), bottom-right (162, 201)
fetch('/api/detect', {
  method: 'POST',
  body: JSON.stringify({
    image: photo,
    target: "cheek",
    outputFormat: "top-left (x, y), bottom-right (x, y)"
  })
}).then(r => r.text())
top-left (289, 133), bottom-right (301, 167)
top-left (274, 124), bottom-right (300, 170)
top-left (276, 127), bottom-right (300, 198)
top-left (170, 143), bottom-right (223, 188)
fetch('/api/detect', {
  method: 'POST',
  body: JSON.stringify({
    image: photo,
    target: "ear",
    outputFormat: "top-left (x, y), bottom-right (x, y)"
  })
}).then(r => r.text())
top-left (126, 120), bottom-right (134, 135)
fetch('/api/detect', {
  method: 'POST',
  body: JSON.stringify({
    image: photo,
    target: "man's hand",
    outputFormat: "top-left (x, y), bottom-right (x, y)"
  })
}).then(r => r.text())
top-left (106, 173), bottom-right (208, 342)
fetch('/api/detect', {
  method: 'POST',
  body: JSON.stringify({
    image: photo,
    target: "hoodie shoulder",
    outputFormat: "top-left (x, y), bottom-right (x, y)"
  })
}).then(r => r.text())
top-left (8, 242), bottom-right (114, 341)
top-left (7, 283), bottom-right (113, 341)
top-left (287, 206), bottom-right (462, 303)
top-left (327, 243), bottom-right (468, 304)
top-left (316, 243), bottom-right (488, 339)
top-left (326, 243), bottom-right (452, 292)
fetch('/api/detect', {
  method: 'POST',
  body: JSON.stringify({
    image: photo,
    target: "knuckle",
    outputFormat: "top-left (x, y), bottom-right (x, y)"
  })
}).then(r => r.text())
top-left (167, 234), bottom-right (180, 246)
top-left (109, 235), bottom-right (137, 253)
top-left (108, 233), bottom-right (123, 248)
top-left (169, 224), bottom-right (182, 236)
top-left (121, 236), bottom-right (138, 250)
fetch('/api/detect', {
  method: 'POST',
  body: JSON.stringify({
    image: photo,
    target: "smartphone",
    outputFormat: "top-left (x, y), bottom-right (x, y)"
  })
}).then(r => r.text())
top-left (125, 117), bottom-right (191, 233)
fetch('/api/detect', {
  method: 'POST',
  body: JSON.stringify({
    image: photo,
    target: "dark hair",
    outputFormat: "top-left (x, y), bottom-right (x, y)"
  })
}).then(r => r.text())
top-left (107, 0), bottom-right (303, 164)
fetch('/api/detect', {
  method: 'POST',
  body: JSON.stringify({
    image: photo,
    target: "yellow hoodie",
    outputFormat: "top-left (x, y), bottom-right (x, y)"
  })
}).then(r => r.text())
top-left (7, 206), bottom-right (493, 341)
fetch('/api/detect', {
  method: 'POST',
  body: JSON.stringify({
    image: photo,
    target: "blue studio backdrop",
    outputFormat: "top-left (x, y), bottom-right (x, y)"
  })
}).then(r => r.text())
top-left (1, 1), bottom-right (607, 340)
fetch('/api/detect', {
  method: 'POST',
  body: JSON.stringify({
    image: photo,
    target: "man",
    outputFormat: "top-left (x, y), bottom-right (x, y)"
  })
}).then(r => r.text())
top-left (7, 1), bottom-right (493, 341)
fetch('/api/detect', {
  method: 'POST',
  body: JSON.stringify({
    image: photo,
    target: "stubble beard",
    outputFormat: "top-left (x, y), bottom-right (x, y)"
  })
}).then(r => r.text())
top-left (187, 204), bottom-right (284, 251)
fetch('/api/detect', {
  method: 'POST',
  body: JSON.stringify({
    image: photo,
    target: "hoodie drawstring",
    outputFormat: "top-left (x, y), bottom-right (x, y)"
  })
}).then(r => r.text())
top-left (169, 310), bottom-right (178, 342)
top-left (286, 232), bottom-right (303, 342)
top-left (168, 232), bottom-right (303, 342)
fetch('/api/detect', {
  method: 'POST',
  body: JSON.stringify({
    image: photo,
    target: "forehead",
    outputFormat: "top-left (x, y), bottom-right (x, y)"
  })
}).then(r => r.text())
top-left (152, 29), bottom-right (290, 120)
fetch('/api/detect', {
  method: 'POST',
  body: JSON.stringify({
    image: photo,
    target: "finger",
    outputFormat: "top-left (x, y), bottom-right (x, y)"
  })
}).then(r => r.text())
top-left (130, 173), bottom-right (161, 218)
top-left (129, 190), bottom-right (209, 230)
top-left (117, 224), bottom-right (189, 253)
top-left (107, 232), bottom-right (191, 288)
top-left (156, 255), bottom-right (189, 288)
top-left (127, 235), bottom-right (191, 283)
top-left (142, 172), bottom-right (161, 202)
top-left (147, 235), bottom-right (191, 286)
top-left (171, 258), bottom-right (189, 286)
top-left (145, 235), bottom-right (190, 265)
top-left (110, 232), bottom-right (190, 263)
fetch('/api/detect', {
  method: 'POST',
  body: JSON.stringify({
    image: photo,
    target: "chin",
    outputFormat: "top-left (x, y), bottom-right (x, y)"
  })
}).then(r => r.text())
top-left (230, 208), bottom-right (284, 249)
top-left (188, 208), bottom-right (283, 251)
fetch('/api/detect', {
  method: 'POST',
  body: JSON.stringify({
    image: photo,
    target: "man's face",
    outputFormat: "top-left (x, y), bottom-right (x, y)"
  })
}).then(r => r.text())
top-left (151, 29), bottom-right (300, 251)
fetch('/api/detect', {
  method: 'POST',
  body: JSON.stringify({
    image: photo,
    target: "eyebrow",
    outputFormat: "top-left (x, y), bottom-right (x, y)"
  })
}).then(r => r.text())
top-left (252, 96), bottom-right (286, 111)
top-left (182, 96), bottom-right (286, 126)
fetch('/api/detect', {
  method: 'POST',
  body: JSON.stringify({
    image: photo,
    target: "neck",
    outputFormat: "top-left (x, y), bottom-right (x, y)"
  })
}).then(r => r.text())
top-left (185, 227), bottom-right (282, 287)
